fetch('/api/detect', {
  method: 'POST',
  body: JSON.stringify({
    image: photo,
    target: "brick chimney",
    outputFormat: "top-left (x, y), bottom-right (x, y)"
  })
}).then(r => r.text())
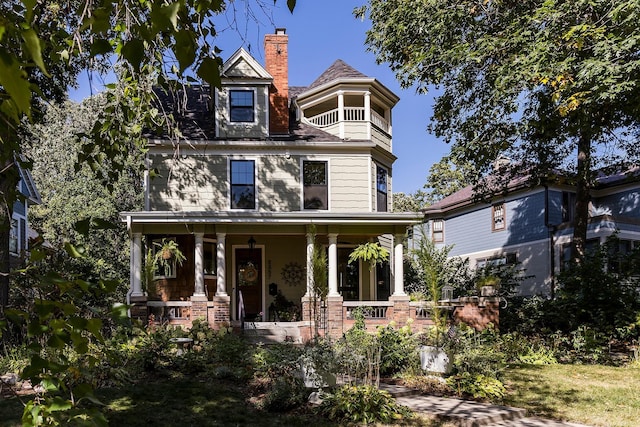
top-left (264, 28), bottom-right (289, 135)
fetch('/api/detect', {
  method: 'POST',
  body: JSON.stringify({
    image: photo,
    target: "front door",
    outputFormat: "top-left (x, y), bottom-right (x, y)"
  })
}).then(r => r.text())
top-left (236, 247), bottom-right (262, 321)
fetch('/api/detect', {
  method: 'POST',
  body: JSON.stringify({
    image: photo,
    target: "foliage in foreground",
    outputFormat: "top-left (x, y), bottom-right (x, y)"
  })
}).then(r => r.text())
top-left (319, 385), bottom-right (412, 425)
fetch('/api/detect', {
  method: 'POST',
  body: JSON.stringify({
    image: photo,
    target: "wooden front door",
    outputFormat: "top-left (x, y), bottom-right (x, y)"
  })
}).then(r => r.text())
top-left (236, 247), bottom-right (262, 321)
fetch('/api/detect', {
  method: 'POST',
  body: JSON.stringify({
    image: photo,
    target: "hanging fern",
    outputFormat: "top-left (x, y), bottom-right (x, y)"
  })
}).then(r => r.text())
top-left (349, 242), bottom-right (390, 270)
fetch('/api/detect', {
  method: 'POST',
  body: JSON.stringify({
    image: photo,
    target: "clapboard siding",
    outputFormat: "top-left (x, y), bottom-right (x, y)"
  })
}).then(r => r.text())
top-left (148, 154), bottom-right (228, 211)
top-left (258, 155), bottom-right (300, 211)
top-left (447, 191), bottom-right (548, 257)
top-left (330, 157), bottom-right (370, 211)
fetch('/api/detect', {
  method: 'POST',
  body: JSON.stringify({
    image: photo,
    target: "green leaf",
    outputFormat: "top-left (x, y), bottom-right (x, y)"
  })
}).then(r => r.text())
top-left (286, 0), bottom-right (296, 13)
top-left (49, 396), bottom-right (73, 412)
top-left (197, 56), bottom-right (221, 88)
top-left (0, 49), bottom-right (31, 118)
top-left (90, 39), bottom-right (113, 56)
top-left (73, 218), bottom-right (91, 235)
top-left (21, 27), bottom-right (49, 76)
top-left (64, 242), bottom-right (86, 258)
top-left (174, 30), bottom-right (196, 72)
top-left (121, 39), bottom-right (145, 72)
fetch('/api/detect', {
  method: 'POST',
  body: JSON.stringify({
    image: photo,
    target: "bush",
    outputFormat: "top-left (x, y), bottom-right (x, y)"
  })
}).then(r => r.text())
top-left (319, 385), bottom-right (412, 424)
top-left (446, 372), bottom-right (506, 400)
top-left (261, 376), bottom-right (308, 412)
top-left (450, 324), bottom-right (505, 378)
top-left (377, 321), bottom-right (419, 377)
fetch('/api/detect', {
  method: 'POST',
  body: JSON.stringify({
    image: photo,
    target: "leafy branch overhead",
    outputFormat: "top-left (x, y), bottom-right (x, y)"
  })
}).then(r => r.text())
top-left (359, 0), bottom-right (640, 262)
top-left (349, 242), bottom-right (389, 270)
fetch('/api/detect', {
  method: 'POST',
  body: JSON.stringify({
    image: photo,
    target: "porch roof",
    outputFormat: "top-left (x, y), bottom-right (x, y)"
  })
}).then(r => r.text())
top-left (120, 210), bottom-right (422, 235)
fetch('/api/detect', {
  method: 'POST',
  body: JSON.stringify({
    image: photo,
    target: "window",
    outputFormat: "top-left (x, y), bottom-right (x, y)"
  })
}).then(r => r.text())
top-left (231, 160), bottom-right (255, 209)
top-left (432, 219), bottom-right (444, 242)
top-left (204, 239), bottom-right (217, 276)
top-left (9, 219), bottom-right (18, 254)
top-left (229, 90), bottom-right (254, 122)
top-left (562, 191), bottom-right (575, 222)
top-left (492, 203), bottom-right (505, 231)
top-left (303, 160), bottom-right (328, 210)
top-left (376, 166), bottom-right (388, 212)
top-left (477, 253), bottom-right (517, 269)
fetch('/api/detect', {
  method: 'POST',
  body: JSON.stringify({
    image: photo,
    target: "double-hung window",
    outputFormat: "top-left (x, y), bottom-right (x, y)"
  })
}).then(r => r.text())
top-left (303, 160), bottom-right (328, 210)
top-left (229, 90), bottom-right (254, 122)
top-left (231, 160), bottom-right (256, 209)
top-left (376, 166), bottom-right (388, 212)
top-left (432, 219), bottom-right (444, 242)
top-left (492, 203), bottom-right (505, 231)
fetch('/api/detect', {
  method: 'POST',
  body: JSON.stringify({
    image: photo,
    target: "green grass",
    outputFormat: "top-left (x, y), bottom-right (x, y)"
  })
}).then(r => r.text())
top-left (502, 363), bottom-right (640, 427)
top-left (0, 374), bottom-right (450, 427)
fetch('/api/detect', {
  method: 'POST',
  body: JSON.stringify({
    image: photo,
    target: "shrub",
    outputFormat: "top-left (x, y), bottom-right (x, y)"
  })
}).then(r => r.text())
top-left (319, 385), bottom-right (412, 424)
top-left (377, 321), bottom-right (419, 377)
top-left (450, 324), bottom-right (505, 378)
top-left (447, 372), bottom-right (506, 401)
top-left (261, 376), bottom-right (308, 412)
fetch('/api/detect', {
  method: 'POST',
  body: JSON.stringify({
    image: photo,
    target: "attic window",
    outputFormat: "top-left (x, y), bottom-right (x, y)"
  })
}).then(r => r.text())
top-left (229, 90), bottom-right (254, 122)
top-left (492, 203), bottom-right (505, 231)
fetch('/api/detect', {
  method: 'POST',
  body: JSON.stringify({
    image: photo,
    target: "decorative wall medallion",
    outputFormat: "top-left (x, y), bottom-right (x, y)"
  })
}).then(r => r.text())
top-left (281, 262), bottom-right (305, 286)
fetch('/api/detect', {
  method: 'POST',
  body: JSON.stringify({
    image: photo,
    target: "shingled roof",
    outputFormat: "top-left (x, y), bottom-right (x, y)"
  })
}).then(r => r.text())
top-left (307, 59), bottom-right (368, 90)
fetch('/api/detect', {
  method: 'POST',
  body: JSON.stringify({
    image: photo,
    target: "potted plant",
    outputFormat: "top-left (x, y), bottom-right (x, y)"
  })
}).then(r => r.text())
top-left (413, 232), bottom-right (452, 374)
top-left (477, 275), bottom-right (500, 296)
top-left (154, 238), bottom-right (186, 277)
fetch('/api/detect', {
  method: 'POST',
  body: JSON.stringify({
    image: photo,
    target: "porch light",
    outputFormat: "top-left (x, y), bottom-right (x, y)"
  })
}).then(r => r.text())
top-left (441, 285), bottom-right (454, 301)
top-left (248, 236), bottom-right (256, 250)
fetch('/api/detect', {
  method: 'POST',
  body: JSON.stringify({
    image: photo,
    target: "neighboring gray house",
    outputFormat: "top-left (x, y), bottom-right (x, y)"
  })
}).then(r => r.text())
top-left (10, 161), bottom-right (41, 266)
top-left (422, 166), bottom-right (640, 296)
top-left (121, 29), bottom-right (422, 329)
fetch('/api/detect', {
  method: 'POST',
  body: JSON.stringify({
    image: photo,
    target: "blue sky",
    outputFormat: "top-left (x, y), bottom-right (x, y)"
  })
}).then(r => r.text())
top-left (70, 0), bottom-right (449, 195)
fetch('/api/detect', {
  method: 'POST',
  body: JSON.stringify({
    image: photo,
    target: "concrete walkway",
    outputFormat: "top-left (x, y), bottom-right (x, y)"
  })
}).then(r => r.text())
top-left (379, 383), bottom-right (591, 427)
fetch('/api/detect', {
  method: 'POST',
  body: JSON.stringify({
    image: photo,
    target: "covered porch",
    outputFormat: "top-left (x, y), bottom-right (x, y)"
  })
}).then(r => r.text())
top-left (121, 211), bottom-right (423, 337)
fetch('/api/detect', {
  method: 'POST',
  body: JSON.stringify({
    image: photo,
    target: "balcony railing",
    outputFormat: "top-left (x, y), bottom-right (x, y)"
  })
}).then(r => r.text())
top-left (304, 107), bottom-right (390, 134)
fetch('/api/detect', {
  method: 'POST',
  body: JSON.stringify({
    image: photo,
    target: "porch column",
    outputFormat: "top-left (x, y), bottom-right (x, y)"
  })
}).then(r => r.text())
top-left (364, 91), bottom-right (371, 140)
top-left (216, 232), bottom-right (227, 296)
top-left (392, 233), bottom-right (406, 296)
top-left (337, 90), bottom-right (345, 139)
top-left (130, 232), bottom-right (143, 297)
top-left (193, 232), bottom-right (205, 296)
top-left (328, 233), bottom-right (339, 297)
top-left (305, 232), bottom-right (314, 297)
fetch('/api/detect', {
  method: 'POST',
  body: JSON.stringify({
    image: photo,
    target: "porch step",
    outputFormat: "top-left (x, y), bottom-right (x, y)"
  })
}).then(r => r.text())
top-left (240, 322), bottom-right (305, 344)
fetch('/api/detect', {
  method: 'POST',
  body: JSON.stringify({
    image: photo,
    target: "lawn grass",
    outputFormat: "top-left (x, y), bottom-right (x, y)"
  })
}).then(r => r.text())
top-left (0, 374), bottom-right (451, 427)
top-left (502, 363), bottom-right (640, 427)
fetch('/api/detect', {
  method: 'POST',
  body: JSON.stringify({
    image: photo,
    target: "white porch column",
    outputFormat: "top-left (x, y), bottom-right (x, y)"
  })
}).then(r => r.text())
top-left (392, 233), bottom-right (406, 296)
top-left (193, 232), bottom-right (205, 296)
top-left (364, 91), bottom-right (371, 140)
top-left (305, 232), bottom-right (314, 297)
top-left (216, 232), bottom-right (227, 296)
top-left (337, 90), bottom-right (345, 139)
top-left (130, 232), bottom-right (143, 297)
top-left (328, 233), bottom-right (339, 297)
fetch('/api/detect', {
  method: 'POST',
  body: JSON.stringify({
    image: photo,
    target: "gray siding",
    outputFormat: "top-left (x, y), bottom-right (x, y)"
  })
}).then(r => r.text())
top-left (446, 191), bottom-right (548, 257)
top-left (216, 86), bottom-right (269, 138)
top-left (596, 188), bottom-right (640, 219)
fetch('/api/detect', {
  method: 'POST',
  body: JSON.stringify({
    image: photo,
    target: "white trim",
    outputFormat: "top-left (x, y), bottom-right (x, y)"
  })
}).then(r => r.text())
top-left (228, 156), bottom-right (259, 211)
top-left (368, 158), bottom-right (373, 212)
top-left (227, 87), bottom-right (259, 126)
top-left (222, 47), bottom-right (273, 80)
top-left (299, 157), bottom-right (331, 212)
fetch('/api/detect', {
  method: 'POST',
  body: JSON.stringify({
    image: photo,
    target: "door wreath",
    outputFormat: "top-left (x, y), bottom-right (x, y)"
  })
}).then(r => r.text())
top-left (244, 262), bottom-right (258, 283)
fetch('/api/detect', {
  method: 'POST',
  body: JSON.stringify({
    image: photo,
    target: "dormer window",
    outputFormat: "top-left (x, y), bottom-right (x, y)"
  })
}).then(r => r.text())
top-left (230, 90), bottom-right (254, 122)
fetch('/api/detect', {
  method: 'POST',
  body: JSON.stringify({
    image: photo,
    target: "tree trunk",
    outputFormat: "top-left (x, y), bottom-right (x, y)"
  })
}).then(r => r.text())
top-left (572, 132), bottom-right (592, 265)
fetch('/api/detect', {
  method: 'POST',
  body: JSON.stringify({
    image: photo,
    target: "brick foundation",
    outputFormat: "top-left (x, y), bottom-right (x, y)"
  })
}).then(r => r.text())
top-left (129, 295), bottom-right (148, 321)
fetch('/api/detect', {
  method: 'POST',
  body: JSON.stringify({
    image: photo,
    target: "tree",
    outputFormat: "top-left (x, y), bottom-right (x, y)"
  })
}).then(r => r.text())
top-left (358, 0), bottom-right (640, 263)
top-left (24, 97), bottom-right (143, 285)
top-left (0, 0), bottom-right (297, 308)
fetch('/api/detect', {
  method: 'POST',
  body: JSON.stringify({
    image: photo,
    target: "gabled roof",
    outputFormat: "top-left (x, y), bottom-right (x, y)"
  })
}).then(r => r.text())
top-left (222, 47), bottom-right (272, 80)
top-left (424, 164), bottom-right (640, 217)
top-left (307, 59), bottom-right (368, 90)
top-left (17, 156), bottom-right (41, 205)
